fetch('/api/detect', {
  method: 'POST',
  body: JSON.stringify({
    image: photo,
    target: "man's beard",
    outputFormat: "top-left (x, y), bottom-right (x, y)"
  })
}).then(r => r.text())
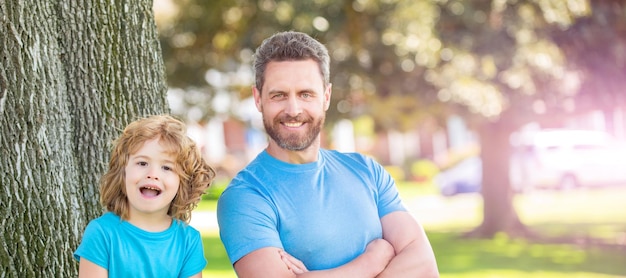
top-left (264, 114), bottom-right (324, 151)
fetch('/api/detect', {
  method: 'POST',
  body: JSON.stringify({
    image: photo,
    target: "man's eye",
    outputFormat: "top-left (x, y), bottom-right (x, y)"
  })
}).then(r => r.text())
top-left (271, 93), bottom-right (285, 99)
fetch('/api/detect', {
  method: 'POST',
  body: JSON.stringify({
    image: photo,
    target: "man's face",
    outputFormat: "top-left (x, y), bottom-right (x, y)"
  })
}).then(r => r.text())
top-left (254, 59), bottom-right (331, 151)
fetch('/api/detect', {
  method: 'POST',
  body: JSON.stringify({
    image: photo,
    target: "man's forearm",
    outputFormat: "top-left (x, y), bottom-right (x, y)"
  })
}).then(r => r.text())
top-left (376, 240), bottom-right (439, 278)
top-left (295, 253), bottom-right (384, 278)
top-left (288, 239), bottom-right (394, 278)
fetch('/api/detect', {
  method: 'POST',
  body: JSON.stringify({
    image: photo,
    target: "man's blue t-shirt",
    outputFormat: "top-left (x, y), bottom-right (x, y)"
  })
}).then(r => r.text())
top-left (74, 212), bottom-right (206, 277)
top-left (217, 149), bottom-right (406, 270)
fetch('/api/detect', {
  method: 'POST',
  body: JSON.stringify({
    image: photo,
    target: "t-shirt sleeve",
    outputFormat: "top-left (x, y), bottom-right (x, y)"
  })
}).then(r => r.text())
top-left (180, 227), bottom-right (207, 277)
top-left (217, 186), bottom-right (283, 264)
top-left (73, 220), bottom-right (110, 270)
top-left (370, 158), bottom-right (407, 217)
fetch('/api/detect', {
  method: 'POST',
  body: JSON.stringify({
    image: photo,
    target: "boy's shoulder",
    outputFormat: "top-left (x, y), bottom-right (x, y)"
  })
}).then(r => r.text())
top-left (87, 212), bottom-right (121, 228)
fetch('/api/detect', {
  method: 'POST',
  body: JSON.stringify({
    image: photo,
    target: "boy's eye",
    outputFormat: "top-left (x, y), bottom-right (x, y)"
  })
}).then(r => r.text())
top-left (138, 161), bottom-right (148, 166)
top-left (162, 165), bottom-right (173, 171)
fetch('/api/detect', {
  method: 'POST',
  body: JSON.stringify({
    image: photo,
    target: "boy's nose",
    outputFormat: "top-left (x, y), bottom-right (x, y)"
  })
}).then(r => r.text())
top-left (146, 167), bottom-right (160, 180)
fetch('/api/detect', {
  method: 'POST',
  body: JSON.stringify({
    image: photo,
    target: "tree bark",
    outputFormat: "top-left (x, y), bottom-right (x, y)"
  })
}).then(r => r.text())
top-left (1, 0), bottom-right (168, 276)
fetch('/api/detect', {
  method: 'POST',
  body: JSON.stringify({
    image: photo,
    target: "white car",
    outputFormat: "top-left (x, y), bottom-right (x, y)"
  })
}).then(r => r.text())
top-left (511, 129), bottom-right (626, 190)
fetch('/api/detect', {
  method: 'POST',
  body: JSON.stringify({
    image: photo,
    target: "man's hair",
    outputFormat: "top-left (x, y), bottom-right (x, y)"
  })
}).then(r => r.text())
top-left (253, 31), bottom-right (330, 92)
top-left (99, 114), bottom-right (215, 223)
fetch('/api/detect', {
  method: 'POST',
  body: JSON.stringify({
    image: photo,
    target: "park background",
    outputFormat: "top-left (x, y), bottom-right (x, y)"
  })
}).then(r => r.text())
top-left (1, 0), bottom-right (625, 277)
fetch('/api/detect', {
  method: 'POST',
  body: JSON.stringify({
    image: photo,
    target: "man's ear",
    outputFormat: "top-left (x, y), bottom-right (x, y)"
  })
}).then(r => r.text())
top-left (324, 83), bottom-right (332, 111)
top-left (252, 86), bottom-right (262, 112)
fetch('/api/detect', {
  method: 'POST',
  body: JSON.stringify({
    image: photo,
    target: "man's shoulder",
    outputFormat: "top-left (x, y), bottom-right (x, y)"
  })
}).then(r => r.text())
top-left (321, 149), bottom-right (374, 164)
top-left (220, 166), bottom-right (270, 202)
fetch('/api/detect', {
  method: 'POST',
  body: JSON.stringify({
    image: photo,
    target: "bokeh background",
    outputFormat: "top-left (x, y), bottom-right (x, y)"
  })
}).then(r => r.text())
top-left (150, 0), bottom-right (626, 277)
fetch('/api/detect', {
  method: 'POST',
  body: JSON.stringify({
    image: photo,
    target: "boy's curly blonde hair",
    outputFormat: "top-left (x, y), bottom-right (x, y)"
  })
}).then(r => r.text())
top-left (99, 115), bottom-right (216, 223)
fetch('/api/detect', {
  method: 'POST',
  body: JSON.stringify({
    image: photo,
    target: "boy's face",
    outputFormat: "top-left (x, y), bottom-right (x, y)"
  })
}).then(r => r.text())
top-left (125, 138), bottom-right (180, 220)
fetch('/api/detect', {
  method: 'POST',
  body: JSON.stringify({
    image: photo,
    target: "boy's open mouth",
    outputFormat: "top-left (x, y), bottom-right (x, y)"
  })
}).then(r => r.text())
top-left (140, 186), bottom-right (162, 197)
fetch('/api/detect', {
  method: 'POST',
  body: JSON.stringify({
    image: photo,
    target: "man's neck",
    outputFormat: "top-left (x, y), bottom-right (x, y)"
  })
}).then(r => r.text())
top-left (266, 142), bottom-right (320, 164)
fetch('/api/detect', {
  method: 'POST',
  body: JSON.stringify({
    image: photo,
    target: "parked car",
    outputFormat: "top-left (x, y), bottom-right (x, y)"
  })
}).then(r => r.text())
top-left (434, 156), bottom-right (482, 196)
top-left (510, 129), bottom-right (626, 190)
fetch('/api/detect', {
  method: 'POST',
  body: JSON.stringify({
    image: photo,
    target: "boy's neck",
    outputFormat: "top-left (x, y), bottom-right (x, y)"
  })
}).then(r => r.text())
top-left (127, 213), bottom-right (173, 232)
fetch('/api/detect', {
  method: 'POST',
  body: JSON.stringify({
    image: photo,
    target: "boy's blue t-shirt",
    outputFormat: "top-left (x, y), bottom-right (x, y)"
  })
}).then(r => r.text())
top-left (74, 212), bottom-right (206, 278)
top-left (217, 149), bottom-right (406, 270)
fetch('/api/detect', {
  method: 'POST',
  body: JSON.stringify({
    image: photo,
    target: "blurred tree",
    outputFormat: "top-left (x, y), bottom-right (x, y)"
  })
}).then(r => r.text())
top-left (1, 1), bottom-right (168, 276)
top-left (551, 0), bottom-right (626, 128)
top-left (157, 0), bottom-right (625, 239)
top-left (395, 0), bottom-right (625, 238)
top-left (380, 0), bottom-right (625, 239)
top-left (429, 0), bottom-right (569, 238)
top-left (156, 0), bottom-right (438, 126)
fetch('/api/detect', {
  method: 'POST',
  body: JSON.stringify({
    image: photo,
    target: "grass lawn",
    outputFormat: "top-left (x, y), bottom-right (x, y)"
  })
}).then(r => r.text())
top-left (197, 183), bottom-right (626, 277)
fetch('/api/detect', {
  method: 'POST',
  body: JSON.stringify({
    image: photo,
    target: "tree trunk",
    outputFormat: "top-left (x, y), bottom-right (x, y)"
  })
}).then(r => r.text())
top-left (467, 118), bottom-right (531, 238)
top-left (1, 0), bottom-right (168, 276)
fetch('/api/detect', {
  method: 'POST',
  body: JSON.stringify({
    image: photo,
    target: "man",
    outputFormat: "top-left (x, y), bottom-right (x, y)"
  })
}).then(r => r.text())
top-left (217, 31), bottom-right (439, 277)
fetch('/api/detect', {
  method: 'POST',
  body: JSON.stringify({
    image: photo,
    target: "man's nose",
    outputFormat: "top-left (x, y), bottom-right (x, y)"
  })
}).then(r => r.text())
top-left (284, 95), bottom-right (302, 116)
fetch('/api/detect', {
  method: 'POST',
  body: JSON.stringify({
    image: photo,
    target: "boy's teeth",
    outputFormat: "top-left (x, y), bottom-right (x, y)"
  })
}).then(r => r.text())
top-left (140, 186), bottom-right (161, 197)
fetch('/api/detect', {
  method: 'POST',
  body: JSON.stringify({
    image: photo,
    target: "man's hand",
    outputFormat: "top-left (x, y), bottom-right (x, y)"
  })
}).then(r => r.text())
top-left (278, 238), bottom-right (394, 277)
top-left (378, 211), bottom-right (439, 277)
top-left (280, 250), bottom-right (308, 275)
top-left (362, 238), bottom-right (395, 273)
